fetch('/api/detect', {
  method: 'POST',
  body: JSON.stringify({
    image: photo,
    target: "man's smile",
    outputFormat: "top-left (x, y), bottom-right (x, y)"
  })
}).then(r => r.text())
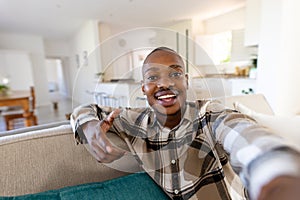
top-left (157, 94), bottom-right (176, 100)
top-left (154, 90), bottom-right (178, 106)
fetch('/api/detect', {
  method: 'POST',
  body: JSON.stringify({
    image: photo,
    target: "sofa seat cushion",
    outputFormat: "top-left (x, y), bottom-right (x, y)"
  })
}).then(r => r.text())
top-left (0, 172), bottom-right (169, 200)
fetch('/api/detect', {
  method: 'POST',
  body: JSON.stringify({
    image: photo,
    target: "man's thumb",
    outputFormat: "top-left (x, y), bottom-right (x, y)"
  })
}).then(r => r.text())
top-left (101, 109), bottom-right (121, 132)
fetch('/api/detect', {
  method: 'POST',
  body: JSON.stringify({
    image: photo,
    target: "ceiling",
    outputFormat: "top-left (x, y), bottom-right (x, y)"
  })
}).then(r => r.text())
top-left (0, 0), bottom-right (245, 40)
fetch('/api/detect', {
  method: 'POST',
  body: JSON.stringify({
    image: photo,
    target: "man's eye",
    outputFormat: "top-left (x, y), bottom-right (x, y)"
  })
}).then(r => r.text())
top-left (170, 72), bottom-right (182, 78)
top-left (147, 76), bottom-right (158, 81)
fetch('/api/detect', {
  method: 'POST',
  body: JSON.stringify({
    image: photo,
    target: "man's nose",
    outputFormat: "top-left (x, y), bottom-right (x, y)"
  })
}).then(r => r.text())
top-left (157, 76), bottom-right (175, 88)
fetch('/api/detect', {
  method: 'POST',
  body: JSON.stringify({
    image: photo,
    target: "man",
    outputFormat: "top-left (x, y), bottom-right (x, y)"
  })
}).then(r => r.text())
top-left (71, 47), bottom-right (300, 200)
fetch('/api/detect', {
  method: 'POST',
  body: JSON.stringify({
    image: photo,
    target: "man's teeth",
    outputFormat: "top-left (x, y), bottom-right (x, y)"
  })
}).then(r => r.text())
top-left (157, 94), bottom-right (176, 99)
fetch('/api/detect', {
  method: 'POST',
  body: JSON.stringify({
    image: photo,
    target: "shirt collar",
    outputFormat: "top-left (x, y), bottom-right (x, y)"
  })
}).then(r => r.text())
top-left (147, 101), bottom-right (197, 130)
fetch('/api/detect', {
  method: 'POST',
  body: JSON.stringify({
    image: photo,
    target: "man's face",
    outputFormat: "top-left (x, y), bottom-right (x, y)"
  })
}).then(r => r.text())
top-left (142, 50), bottom-right (188, 116)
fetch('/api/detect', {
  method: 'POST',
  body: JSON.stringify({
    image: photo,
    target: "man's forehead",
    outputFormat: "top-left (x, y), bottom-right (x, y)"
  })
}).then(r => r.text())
top-left (144, 49), bottom-right (182, 61)
top-left (142, 48), bottom-right (185, 73)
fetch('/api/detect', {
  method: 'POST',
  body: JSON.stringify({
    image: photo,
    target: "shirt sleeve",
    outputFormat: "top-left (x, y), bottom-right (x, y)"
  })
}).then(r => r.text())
top-left (70, 103), bottom-right (118, 144)
top-left (205, 100), bottom-right (300, 199)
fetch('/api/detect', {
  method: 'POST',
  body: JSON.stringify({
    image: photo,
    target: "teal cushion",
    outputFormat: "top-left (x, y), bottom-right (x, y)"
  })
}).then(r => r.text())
top-left (0, 172), bottom-right (170, 200)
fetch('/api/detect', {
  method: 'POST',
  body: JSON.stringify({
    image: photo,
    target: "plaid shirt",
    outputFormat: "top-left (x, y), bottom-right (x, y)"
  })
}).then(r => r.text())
top-left (71, 100), bottom-right (300, 200)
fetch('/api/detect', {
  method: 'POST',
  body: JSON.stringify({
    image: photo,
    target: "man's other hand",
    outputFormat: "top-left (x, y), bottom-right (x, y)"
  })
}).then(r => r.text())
top-left (257, 175), bottom-right (300, 200)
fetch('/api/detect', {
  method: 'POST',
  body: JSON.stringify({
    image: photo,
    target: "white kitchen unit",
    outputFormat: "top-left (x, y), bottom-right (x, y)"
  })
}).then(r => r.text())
top-left (244, 0), bottom-right (261, 46)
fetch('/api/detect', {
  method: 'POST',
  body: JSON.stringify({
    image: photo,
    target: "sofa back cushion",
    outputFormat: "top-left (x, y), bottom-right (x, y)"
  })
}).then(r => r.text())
top-left (222, 93), bottom-right (274, 115)
top-left (0, 124), bottom-right (141, 196)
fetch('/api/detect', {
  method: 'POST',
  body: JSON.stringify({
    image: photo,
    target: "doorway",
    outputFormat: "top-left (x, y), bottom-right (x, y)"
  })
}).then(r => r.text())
top-left (46, 58), bottom-right (67, 95)
top-left (45, 58), bottom-right (68, 104)
top-left (33, 57), bottom-right (73, 124)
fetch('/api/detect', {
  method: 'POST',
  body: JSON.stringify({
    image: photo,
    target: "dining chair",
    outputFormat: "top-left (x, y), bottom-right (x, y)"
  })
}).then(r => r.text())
top-left (2, 86), bottom-right (38, 130)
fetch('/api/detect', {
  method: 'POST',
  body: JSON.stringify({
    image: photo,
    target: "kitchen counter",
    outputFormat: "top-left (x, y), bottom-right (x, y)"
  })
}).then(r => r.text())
top-left (193, 73), bottom-right (254, 79)
top-left (191, 76), bottom-right (257, 98)
top-left (93, 81), bottom-right (145, 107)
top-left (93, 75), bottom-right (256, 105)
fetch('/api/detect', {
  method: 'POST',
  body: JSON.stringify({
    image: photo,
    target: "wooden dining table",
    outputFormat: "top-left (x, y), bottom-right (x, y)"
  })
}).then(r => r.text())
top-left (0, 90), bottom-right (32, 127)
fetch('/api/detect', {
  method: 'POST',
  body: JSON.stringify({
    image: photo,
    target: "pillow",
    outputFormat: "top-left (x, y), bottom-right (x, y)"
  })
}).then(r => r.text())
top-left (234, 102), bottom-right (300, 151)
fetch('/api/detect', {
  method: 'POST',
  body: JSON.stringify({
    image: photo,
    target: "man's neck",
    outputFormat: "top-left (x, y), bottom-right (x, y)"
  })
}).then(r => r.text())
top-left (155, 106), bottom-right (186, 130)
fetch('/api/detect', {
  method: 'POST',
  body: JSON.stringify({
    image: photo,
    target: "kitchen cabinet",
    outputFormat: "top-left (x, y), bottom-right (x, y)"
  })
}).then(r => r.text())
top-left (231, 29), bottom-right (258, 61)
top-left (244, 0), bottom-right (261, 46)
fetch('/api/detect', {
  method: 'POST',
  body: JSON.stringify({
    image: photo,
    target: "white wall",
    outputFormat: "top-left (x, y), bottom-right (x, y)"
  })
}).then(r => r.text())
top-left (44, 40), bottom-right (70, 58)
top-left (68, 20), bottom-right (101, 105)
top-left (44, 20), bottom-right (101, 105)
top-left (0, 32), bottom-right (49, 106)
top-left (0, 49), bottom-right (34, 90)
top-left (257, 0), bottom-right (300, 115)
top-left (204, 7), bottom-right (246, 35)
top-left (44, 39), bottom-right (72, 97)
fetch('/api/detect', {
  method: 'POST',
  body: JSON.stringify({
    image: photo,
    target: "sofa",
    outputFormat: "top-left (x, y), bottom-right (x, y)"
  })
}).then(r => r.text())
top-left (0, 121), bottom-right (144, 198)
top-left (0, 94), bottom-right (298, 199)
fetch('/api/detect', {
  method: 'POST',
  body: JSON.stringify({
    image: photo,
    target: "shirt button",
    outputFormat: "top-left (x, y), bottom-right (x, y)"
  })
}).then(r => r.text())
top-left (174, 189), bottom-right (179, 194)
top-left (171, 159), bottom-right (176, 164)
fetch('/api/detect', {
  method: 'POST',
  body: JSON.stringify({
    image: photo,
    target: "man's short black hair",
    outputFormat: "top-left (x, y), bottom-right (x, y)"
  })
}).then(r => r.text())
top-left (143, 47), bottom-right (178, 64)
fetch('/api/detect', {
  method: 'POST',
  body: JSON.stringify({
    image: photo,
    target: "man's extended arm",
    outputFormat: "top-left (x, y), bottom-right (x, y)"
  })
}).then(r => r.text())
top-left (207, 101), bottom-right (300, 200)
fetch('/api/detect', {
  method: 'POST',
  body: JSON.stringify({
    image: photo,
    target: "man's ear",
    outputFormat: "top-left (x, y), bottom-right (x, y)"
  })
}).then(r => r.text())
top-left (141, 80), bottom-right (145, 94)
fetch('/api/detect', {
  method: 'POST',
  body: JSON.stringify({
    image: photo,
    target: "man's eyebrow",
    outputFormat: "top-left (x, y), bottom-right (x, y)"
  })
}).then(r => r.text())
top-left (169, 64), bottom-right (184, 70)
top-left (143, 67), bottom-right (159, 74)
top-left (143, 64), bottom-right (184, 74)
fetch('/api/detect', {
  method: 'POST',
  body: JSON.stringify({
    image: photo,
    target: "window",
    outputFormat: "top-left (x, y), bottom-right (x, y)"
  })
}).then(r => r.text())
top-left (196, 31), bottom-right (232, 65)
top-left (211, 31), bottom-right (232, 64)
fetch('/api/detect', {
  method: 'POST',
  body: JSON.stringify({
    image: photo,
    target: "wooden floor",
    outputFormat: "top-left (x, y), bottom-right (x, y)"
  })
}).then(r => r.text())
top-left (0, 94), bottom-right (75, 132)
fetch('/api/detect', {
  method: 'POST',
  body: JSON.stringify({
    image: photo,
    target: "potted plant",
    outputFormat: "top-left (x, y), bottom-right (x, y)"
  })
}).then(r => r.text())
top-left (249, 54), bottom-right (258, 79)
top-left (0, 84), bottom-right (9, 96)
top-left (95, 72), bottom-right (105, 82)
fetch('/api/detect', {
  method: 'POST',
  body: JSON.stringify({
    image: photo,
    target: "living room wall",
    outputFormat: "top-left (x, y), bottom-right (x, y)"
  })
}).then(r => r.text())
top-left (257, 0), bottom-right (300, 115)
top-left (0, 32), bottom-right (50, 106)
top-left (68, 20), bottom-right (101, 105)
top-left (44, 40), bottom-right (72, 97)
top-left (44, 20), bottom-right (101, 106)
